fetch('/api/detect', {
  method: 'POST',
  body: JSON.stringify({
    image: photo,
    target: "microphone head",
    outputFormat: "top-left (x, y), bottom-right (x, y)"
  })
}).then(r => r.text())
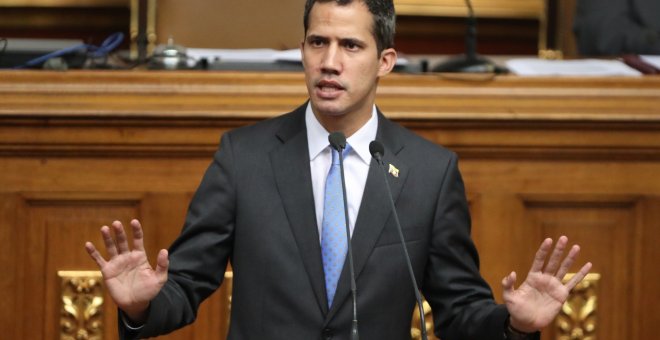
top-left (328, 132), bottom-right (347, 151)
top-left (369, 140), bottom-right (385, 160)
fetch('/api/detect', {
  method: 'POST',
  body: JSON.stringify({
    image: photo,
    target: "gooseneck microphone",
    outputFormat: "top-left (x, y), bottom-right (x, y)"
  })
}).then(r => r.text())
top-left (369, 140), bottom-right (428, 340)
top-left (328, 132), bottom-right (359, 340)
top-left (432, 0), bottom-right (503, 73)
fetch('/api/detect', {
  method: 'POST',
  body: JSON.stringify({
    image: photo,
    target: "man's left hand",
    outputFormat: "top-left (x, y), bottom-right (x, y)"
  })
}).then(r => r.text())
top-left (501, 236), bottom-right (592, 333)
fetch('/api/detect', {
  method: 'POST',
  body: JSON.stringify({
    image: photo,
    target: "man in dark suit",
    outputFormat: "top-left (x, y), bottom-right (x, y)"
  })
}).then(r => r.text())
top-left (574, 0), bottom-right (660, 55)
top-left (85, 1), bottom-right (592, 339)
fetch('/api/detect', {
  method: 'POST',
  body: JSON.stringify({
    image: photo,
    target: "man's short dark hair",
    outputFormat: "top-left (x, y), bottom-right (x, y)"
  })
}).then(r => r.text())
top-left (303, 0), bottom-right (396, 55)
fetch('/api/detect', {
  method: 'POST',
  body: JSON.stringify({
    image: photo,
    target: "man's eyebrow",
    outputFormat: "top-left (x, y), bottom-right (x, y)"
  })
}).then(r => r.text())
top-left (305, 35), bottom-right (367, 46)
top-left (305, 34), bottom-right (328, 41)
top-left (340, 37), bottom-right (366, 46)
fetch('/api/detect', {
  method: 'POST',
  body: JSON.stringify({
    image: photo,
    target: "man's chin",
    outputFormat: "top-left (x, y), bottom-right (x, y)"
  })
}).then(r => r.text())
top-left (311, 101), bottom-right (347, 117)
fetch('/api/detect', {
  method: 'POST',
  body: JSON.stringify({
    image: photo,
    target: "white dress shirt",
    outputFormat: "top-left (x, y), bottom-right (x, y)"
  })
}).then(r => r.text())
top-left (305, 103), bottom-right (377, 242)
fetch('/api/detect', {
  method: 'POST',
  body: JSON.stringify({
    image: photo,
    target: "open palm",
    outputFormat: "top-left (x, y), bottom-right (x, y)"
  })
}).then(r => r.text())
top-left (85, 219), bottom-right (169, 322)
top-left (502, 236), bottom-right (592, 333)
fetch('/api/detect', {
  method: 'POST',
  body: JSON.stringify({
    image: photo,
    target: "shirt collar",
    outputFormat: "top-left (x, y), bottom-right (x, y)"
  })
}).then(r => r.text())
top-left (306, 103), bottom-right (378, 165)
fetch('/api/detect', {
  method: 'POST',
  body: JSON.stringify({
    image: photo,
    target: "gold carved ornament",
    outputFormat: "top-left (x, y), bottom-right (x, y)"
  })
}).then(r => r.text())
top-left (55, 270), bottom-right (598, 340)
top-left (556, 273), bottom-right (600, 340)
top-left (411, 299), bottom-right (435, 340)
top-left (59, 271), bottom-right (104, 340)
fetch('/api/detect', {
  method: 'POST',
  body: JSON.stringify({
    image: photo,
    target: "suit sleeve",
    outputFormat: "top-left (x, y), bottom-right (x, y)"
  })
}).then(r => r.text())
top-left (119, 132), bottom-right (237, 339)
top-left (422, 153), bottom-right (539, 340)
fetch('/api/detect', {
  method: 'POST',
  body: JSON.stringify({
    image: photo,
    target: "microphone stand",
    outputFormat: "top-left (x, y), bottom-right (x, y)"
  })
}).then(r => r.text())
top-left (329, 132), bottom-right (359, 340)
top-left (369, 141), bottom-right (428, 340)
top-left (432, 0), bottom-right (503, 73)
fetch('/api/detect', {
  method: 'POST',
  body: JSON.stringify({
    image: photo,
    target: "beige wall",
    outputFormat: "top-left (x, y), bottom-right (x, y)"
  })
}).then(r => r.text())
top-left (156, 0), bottom-right (305, 49)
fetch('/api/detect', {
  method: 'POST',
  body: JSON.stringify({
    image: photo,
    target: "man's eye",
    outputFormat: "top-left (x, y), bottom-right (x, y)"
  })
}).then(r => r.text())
top-left (310, 39), bottom-right (324, 47)
top-left (345, 42), bottom-right (360, 50)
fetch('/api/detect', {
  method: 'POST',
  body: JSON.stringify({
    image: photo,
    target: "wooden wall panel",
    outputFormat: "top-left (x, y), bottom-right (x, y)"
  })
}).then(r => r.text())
top-left (1, 71), bottom-right (660, 340)
top-left (18, 194), bottom-right (138, 339)
top-left (636, 199), bottom-right (660, 339)
top-left (0, 194), bottom-right (24, 340)
top-left (522, 196), bottom-right (638, 340)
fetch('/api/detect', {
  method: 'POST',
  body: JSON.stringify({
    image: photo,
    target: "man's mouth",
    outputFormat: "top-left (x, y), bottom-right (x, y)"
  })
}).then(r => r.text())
top-left (315, 80), bottom-right (345, 98)
top-left (317, 80), bottom-right (344, 91)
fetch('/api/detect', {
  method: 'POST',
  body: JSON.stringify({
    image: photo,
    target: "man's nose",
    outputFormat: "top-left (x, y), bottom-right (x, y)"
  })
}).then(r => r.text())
top-left (320, 44), bottom-right (341, 74)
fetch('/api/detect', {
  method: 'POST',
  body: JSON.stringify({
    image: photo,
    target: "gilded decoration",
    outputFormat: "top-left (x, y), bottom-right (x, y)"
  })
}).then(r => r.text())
top-left (58, 271), bottom-right (104, 340)
top-left (556, 273), bottom-right (600, 340)
top-left (411, 299), bottom-right (435, 340)
top-left (225, 271), bottom-right (234, 328)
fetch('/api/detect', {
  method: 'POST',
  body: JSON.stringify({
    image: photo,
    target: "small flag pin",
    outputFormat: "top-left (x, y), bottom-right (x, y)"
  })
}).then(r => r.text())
top-left (388, 164), bottom-right (399, 178)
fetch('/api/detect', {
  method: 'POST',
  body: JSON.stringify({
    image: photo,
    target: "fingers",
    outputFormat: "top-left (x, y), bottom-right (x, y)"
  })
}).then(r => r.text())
top-left (565, 262), bottom-right (593, 290)
top-left (501, 271), bottom-right (517, 292)
top-left (112, 221), bottom-right (130, 254)
top-left (98, 219), bottom-right (145, 259)
top-left (501, 271), bottom-right (517, 303)
top-left (529, 238), bottom-right (553, 273)
top-left (555, 244), bottom-right (580, 279)
top-left (155, 249), bottom-right (170, 283)
top-left (85, 241), bottom-right (107, 268)
top-left (531, 235), bottom-right (592, 291)
top-left (101, 225), bottom-right (119, 258)
top-left (543, 235), bottom-right (568, 274)
top-left (131, 219), bottom-right (145, 252)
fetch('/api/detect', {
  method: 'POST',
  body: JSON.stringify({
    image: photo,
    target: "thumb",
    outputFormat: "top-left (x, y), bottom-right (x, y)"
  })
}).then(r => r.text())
top-left (501, 271), bottom-right (517, 299)
top-left (155, 249), bottom-right (169, 284)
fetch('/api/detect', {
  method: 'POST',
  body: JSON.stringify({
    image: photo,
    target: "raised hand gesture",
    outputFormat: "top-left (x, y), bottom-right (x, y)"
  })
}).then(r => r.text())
top-left (501, 236), bottom-right (592, 333)
top-left (85, 219), bottom-right (169, 323)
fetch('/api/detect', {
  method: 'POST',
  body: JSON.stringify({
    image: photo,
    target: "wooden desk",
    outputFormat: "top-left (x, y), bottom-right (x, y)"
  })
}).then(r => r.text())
top-left (1, 71), bottom-right (659, 340)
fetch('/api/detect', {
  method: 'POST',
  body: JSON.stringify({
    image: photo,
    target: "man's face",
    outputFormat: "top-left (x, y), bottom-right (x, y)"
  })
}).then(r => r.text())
top-left (301, 1), bottom-right (396, 125)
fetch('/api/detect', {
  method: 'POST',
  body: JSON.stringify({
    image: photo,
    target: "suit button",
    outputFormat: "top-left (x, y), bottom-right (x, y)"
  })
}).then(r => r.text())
top-left (322, 328), bottom-right (333, 340)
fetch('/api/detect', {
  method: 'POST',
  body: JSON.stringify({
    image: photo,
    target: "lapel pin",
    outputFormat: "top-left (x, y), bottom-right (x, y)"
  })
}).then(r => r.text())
top-left (388, 163), bottom-right (399, 178)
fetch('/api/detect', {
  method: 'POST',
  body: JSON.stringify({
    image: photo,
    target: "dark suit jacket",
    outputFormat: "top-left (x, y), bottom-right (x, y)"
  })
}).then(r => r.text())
top-left (574, 0), bottom-right (660, 55)
top-left (121, 103), bottom-right (523, 340)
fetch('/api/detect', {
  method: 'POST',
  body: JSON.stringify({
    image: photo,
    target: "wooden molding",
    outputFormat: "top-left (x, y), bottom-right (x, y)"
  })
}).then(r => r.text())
top-left (2, 71), bottom-right (660, 160)
top-left (1, 0), bottom-right (126, 8)
top-left (395, 0), bottom-right (543, 19)
top-left (1, 71), bottom-right (659, 122)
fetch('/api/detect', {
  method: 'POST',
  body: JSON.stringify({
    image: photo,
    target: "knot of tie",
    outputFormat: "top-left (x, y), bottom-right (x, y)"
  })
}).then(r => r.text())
top-left (330, 144), bottom-right (351, 165)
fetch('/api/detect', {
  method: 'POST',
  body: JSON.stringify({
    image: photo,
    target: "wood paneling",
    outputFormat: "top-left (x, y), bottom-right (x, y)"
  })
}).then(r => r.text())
top-left (636, 198), bottom-right (660, 339)
top-left (25, 195), bottom-right (137, 339)
top-left (2, 0), bottom-right (551, 58)
top-left (2, 0), bottom-right (125, 7)
top-left (0, 194), bottom-right (24, 340)
top-left (395, 0), bottom-right (543, 19)
top-left (1, 70), bottom-right (659, 339)
top-left (522, 196), bottom-right (639, 340)
top-left (0, 7), bottom-right (129, 47)
top-left (395, 16), bottom-right (539, 55)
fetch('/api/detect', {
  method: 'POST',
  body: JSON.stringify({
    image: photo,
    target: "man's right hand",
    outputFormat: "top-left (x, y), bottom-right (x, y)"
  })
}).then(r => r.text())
top-left (85, 219), bottom-right (169, 324)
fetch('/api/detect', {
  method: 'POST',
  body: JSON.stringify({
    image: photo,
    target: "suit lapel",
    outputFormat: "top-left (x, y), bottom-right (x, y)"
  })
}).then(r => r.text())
top-left (270, 105), bottom-right (329, 315)
top-left (325, 112), bottom-right (409, 322)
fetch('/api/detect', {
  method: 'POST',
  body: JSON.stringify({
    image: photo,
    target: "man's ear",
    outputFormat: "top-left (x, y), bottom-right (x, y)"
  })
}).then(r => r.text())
top-left (378, 48), bottom-right (397, 77)
top-left (300, 41), bottom-right (306, 68)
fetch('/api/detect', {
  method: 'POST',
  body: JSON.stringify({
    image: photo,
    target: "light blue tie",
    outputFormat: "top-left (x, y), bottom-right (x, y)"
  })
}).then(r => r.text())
top-left (321, 145), bottom-right (350, 307)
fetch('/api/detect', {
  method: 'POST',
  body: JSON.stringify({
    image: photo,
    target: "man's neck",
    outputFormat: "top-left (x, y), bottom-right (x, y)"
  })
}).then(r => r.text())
top-left (312, 107), bottom-right (374, 137)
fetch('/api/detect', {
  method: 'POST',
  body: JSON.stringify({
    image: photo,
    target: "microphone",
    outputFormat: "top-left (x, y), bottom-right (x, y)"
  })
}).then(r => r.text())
top-left (328, 132), bottom-right (359, 340)
top-left (369, 140), bottom-right (428, 340)
top-left (432, 0), bottom-right (505, 74)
